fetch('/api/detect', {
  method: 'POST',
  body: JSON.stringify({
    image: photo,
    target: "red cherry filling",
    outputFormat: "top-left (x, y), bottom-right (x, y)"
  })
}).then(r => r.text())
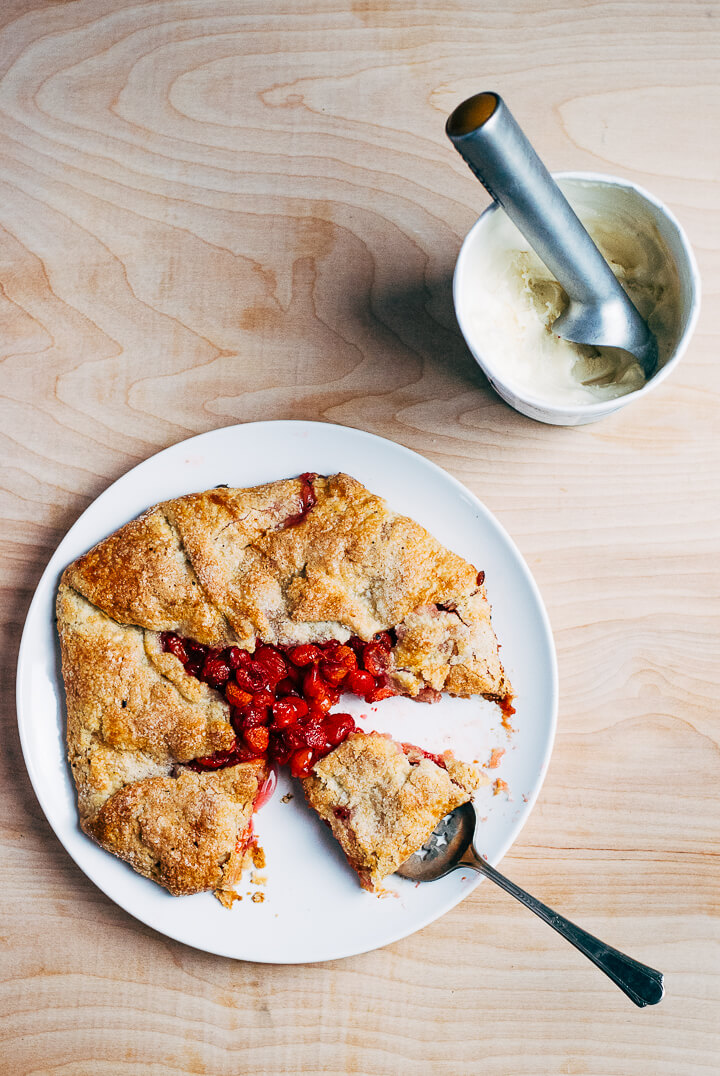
top-left (402, 743), bottom-right (448, 770)
top-left (283, 472), bottom-right (319, 528)
top-left (160, 629), bottom-right (400, 781)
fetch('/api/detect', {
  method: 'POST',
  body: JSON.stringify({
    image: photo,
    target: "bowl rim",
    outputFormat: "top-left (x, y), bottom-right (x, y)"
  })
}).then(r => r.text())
top-left (453, 170), bottom-right (702, 417)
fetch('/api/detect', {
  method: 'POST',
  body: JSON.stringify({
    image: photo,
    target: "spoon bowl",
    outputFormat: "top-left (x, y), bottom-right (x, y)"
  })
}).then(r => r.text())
top-left (397, 801), bottom-right (477, 883)
top-left (398, 801), bottom-right (665, 1008)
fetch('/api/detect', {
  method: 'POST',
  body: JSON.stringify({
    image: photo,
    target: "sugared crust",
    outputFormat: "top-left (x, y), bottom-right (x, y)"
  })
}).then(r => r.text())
top-left (63, 507), bottom-right (234, 646)
top-left (255, 474), bottom-right (476, 634)
top-left (61, 473), bottom-right (510, 698)
top-left (302, 733), bottom-right (482, 891)
top-left (163, 479), bottom-right (305, 646)
top-left (58, 585), bottom-right (265, 896)
top-left (392, 595), bottom-right (508, 698)
top-left (57, 584), bottom-right (235, 818)
top-left (58, 472), bottom-right (510, 899)
top-left (85, 763), bottom-right (265, 896)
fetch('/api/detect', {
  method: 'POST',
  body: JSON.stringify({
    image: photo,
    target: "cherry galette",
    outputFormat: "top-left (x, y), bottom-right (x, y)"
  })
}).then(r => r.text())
top-left (58, 473), bottom-right (511, 899)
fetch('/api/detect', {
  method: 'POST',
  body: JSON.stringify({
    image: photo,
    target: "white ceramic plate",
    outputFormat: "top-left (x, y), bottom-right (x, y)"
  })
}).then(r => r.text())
top-left (17, 420), bottom-right (557, 963)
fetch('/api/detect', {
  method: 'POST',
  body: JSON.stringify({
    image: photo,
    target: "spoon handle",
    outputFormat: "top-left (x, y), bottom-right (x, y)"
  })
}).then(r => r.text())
top-left (464, 849), bottom-right (664, 1007)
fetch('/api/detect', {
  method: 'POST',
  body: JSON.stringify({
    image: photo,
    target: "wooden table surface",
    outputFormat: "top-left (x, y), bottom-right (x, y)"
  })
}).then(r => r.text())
top-left (2, 1), bottom-right (718, 1073)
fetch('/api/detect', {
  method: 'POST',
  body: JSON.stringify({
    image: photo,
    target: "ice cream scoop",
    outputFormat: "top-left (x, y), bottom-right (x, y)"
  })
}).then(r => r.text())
top-left (447, 92), bottom-right (658, 377)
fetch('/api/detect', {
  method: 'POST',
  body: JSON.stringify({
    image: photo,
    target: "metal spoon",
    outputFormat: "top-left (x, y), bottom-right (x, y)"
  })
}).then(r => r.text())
top-left (397, 801), bottom-right (664, 1007)
top-left (446, 92), bottom-right (658, 377)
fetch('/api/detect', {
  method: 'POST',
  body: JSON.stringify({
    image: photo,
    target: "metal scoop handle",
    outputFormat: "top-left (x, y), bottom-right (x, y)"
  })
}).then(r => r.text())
top-left (446, 93), bottom-right (657, 374)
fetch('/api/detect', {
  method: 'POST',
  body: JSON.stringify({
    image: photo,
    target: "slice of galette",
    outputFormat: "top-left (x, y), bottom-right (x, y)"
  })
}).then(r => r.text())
top-left (57, 472), bottom-right (509, 900)
top-left (86, 762), bottom-right (266, 899)
top-left (57, 584), bottom-right (268, 900)
top-left (302, 732), bottom-right (483, 892)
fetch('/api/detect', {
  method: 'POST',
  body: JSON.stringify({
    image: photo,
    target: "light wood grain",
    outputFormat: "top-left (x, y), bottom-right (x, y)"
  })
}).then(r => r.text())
top-left (1, 0), bottom-right (719, 1073)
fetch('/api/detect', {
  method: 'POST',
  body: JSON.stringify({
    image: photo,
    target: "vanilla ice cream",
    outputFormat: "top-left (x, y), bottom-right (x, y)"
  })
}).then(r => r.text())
top-left (458, 179), bottom-right (682, 408)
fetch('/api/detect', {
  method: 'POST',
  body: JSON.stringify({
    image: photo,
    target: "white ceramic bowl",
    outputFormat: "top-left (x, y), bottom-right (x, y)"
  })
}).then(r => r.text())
top-left (453, 172), bottom-right (701, 426)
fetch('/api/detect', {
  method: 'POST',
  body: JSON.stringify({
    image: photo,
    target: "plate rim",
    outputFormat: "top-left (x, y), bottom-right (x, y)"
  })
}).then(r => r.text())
top-left (16, 419), bottom-right (558, 963)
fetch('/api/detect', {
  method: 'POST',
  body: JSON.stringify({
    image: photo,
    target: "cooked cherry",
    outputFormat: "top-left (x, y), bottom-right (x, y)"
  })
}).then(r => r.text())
top-left (225, 682), bottom-right (253, 709)
top-left (281, 726), bottom-right (306, 752)
top-left (241, 705), bottom-right (269, 730)
top-left (301, 719), bottom-right (330, 752)
top-left (185, 640), bottom-right (208, 663)
top-left (201, 656), bottom-right (231, 688)
top-left (288, 644), bottom-right (322, 667)
top-left (188, 748), bottom-right (240, 771)
top-left (346, 669), bottom-right (374, 697)
top-left (236, 745), bottom-right (266, 762)
top-left (366, 682), bottom-right (396, 703)
top-left (372, 631), bottom-right (393, 651)
top-left (285, 664), bottom-right (303, 686)
top-left (244, 726), bottom-right (270, 753)
top-left (404, 744), bottom-right (447, 769)
top-left (333, 644), bottom-right (358, 670)
top-left (311, 693), bottom-right (333, 714)
top-left (320, 659), bottom-right (348, 686)
top-left (290, 748), bottom-right (315, 778)
top-left (234, 663), bottom-right (268, 693)
top-left (225, 646), bottom-right (245, 669)
top-left (254, 646), bottom-right (287, 684)
top-left (362, 643), bottom-right (388, 677)
top-left (252, 690), bottom-right (274, 711)
top-left (271, 742), bottom-right (292, 766)
top-left (272, 697), bottom-right (308, 727)
top-left (284, 473), bottom-right (318, 528)
top-left (325, 714), bottom-right (355, 746)
top-left (302, 664), bottom-right (325, 697)
top-left (162, 632), bottom-right (189, 664)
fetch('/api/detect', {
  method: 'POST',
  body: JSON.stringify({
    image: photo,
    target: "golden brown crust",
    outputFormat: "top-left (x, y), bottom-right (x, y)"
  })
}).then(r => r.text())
top-left (302, 732), bottom-right (483, 891)
top-left (85, 763), bottom-right (265, 896)
top-left (58, 472), bottom-right (510, 899)
top-left (57, 584), bottom-right (235, 819)
top-left (392, 594), bottom-right (509, 699)
top-left (58, 581), bottom-right (265, 896)
top-left (63, 507), bottom-right (234, 646)
top-left (163, 479), bottom-right (305, 647)
top-left (63, 473), bottom-right (510, 698)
